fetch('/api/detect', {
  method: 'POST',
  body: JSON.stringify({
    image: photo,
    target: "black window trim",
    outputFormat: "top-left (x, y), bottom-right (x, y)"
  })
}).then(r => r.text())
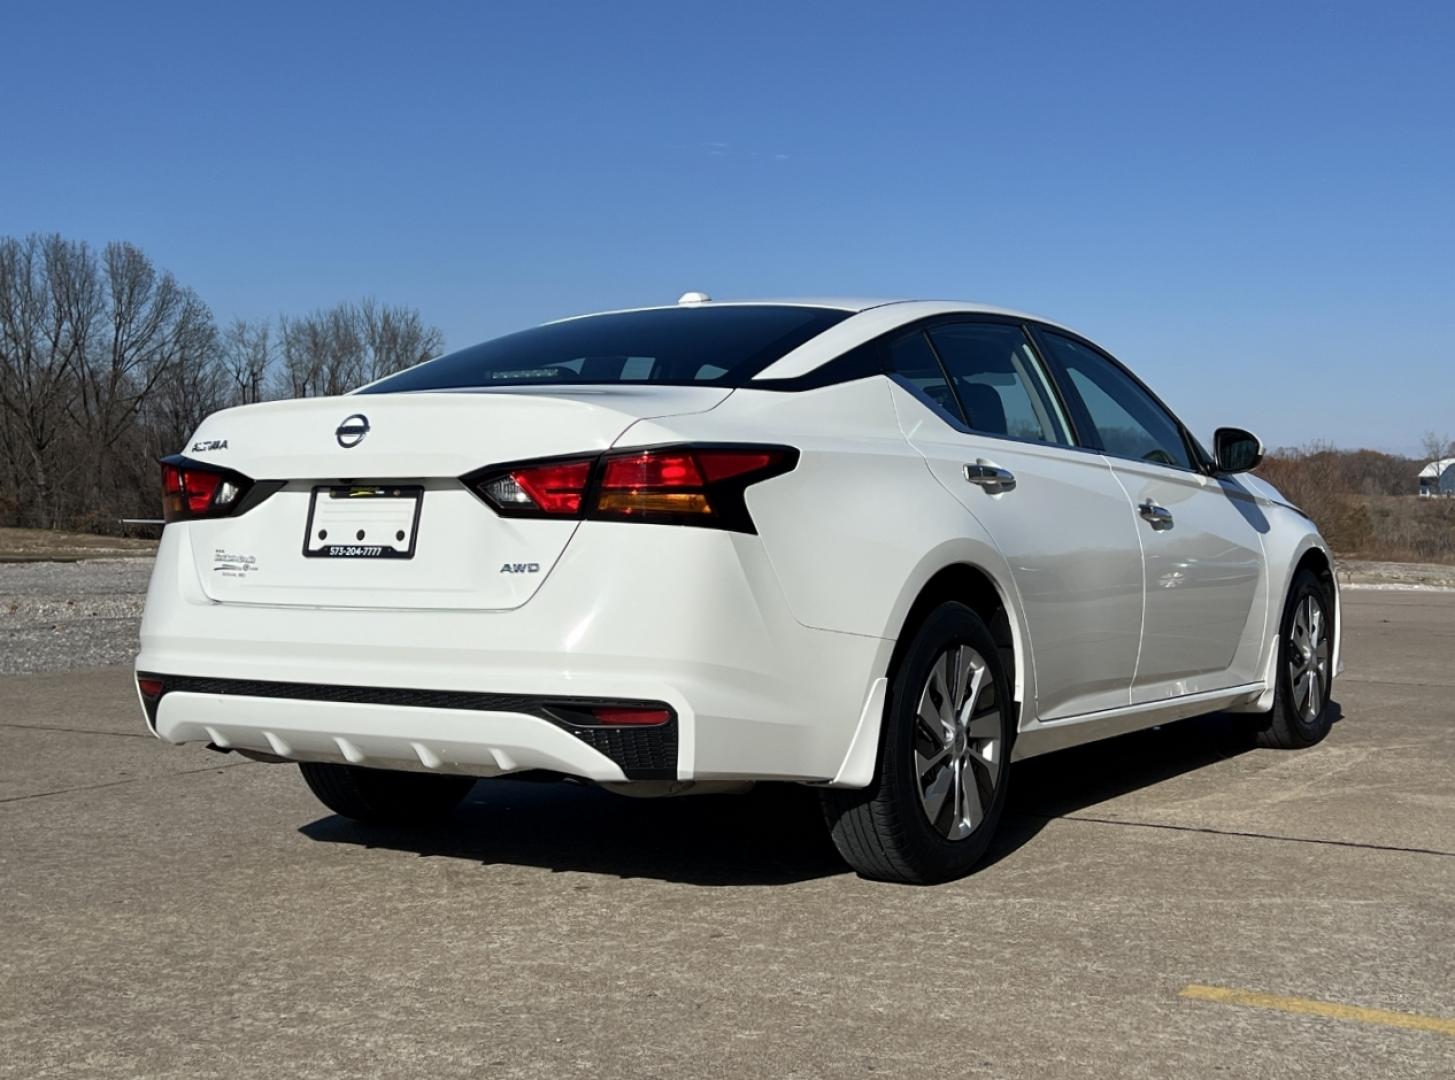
top-left (1024, 321), bottom-right (1213, 478)
top-left (746, 310), bottom-right (1215, 477)
top-left (851, 312), bottom-right (1099, 457)
top-left (919, 318), bottom-right (1077, 449)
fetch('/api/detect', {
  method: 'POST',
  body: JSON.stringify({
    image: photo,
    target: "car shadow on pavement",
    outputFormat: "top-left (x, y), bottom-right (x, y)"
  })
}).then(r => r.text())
top-left (982, 703), bottom-right (1344, 871)
top-left (300, 778), bottom-right (848, 886)
top-left (299, 704), bottom-right (1339, 886)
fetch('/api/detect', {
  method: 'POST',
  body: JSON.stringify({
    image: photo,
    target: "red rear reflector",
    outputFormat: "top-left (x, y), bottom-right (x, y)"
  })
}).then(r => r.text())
top-left (589, 706), bottom-right (671, 726)
top-left (136, 676), bottom-right (164, 699)
top-left (511, 460), bottom-right (592, 514)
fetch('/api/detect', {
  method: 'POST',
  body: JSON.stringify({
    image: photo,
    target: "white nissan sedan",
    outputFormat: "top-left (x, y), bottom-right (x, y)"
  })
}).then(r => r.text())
top-left (136, 297), bottom-right (1338, 883)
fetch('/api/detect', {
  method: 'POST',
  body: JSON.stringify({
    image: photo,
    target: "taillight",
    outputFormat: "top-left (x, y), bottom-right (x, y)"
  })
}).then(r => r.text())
top-left (467, 445), bottom-right (797, 533)
top-left (160, 456), bottom-right (252, 524)
top-left (480, 459), bottom-right (592, 515)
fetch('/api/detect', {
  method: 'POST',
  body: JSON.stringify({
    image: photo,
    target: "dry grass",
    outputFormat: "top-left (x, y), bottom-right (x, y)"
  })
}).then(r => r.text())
top-left (1257, 448), bottom-right (1455, 564)
top-left (0, 527), bottom-right (157, 562)
top-left (1342, 495), bottom-right (1455, 564)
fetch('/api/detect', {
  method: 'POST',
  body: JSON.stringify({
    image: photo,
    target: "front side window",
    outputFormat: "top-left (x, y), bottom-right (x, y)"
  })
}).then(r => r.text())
top-left (359, 305), bottom-right (850, 393)
top-left (925, 323), bottom-right (1071, 444)
top-left (1037, 332), bottom-right (1193, 470)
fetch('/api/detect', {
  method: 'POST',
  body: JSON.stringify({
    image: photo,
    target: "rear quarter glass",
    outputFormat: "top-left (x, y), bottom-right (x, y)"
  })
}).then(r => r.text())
top-left (358, 306), bottom-right (850, 393)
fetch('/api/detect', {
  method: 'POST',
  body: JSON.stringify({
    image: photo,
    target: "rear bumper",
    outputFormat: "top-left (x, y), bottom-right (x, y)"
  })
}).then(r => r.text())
top-left (139, 674), bottom-right (677, 780)
top-left (137, 522), bottom-right (893, 783)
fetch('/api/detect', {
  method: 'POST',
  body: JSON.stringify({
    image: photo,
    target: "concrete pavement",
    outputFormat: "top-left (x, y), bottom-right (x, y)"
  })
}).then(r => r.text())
top-left (1, 591), bottom-right (1452, 1078)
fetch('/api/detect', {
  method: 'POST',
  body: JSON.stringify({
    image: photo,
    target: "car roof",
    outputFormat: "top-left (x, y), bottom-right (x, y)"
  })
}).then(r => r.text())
top-left (549, 297), bottom-right (1051, 319)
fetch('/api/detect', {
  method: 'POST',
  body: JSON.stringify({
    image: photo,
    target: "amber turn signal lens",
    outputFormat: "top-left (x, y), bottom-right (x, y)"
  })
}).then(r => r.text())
top-left (595, 491), bottom-right (712, 515)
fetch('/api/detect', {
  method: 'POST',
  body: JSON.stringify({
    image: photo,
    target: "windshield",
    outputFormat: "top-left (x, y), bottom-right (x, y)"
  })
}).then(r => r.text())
top-left (358, 305), bottom-right (850, 393)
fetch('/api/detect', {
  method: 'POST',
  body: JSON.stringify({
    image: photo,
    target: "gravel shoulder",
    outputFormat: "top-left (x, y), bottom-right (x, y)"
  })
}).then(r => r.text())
top-left (1337, 558), bottom-right (1455, 589)
top-left (0, 558), bottom-right (151, 674)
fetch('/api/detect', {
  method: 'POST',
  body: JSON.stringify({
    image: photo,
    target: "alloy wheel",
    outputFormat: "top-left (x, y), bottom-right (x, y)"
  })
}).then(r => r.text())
top-left (1289, 592), bottom-right (1331, 723)
top-left (913, 644), bottom-right (1003, 840)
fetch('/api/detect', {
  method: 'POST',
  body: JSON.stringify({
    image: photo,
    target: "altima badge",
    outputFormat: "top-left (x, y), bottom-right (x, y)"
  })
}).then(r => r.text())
top-left (335, 414), bottom-right (370, 448)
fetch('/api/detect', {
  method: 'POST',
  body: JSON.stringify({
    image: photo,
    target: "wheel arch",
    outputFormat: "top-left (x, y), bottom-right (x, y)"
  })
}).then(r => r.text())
top-left (827, 550), bottom-right (1029, 789)
top-left (1237, 530), bottom-right (1341, 714)
top-left (890, 562), bottom-right (1023, 715)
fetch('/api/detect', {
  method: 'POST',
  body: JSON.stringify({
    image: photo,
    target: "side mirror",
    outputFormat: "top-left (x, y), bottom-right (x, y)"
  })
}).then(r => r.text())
top-left (1213, 427), bottom-right (1264, 474)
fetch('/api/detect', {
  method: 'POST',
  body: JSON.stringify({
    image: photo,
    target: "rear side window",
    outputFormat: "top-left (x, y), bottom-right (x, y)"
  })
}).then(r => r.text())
top-left (359, 306), bottom-right (850, 393)
top-left (926, 323), bottom-right (1071, 444)
top-left (883, 331), bottom-right (963, 418)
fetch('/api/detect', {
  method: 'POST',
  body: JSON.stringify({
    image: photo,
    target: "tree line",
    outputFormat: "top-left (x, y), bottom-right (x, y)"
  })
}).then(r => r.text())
top-left (1257, 441), bottom-right (1455, 563)
top-left (0, 233), bottom-right (444, 532)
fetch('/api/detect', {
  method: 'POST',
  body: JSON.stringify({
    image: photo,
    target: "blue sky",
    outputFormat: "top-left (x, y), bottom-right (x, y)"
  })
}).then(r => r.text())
top-left (2, 1), bottom-right (1451, 453)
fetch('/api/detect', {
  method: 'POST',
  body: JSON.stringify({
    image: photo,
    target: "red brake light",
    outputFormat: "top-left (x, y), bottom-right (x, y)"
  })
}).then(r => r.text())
top-left (468, 445), bottom-right (797, 532)
top-left (511, 460), bottom-right (593, 514)
top-left (601, 452), bottom-right (704, 490)
top-left (136, 676), bottom-right (164, 699)
top-left (183, 469), bottom-right (222, 514)
top-left (478, 457), bottom-right (594, 516)
top-left (160, 458), bottom-right (251, 523)
top-left (695, 450), bottom-right (776, 482)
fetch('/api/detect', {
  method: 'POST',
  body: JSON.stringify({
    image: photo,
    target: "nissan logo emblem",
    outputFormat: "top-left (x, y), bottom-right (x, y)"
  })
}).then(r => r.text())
top-left (336, 414), bottom-right (370, 448)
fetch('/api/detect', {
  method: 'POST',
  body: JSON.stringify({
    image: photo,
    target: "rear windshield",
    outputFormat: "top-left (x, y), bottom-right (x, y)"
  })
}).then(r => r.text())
top-left (358, 305), bottom-right (850, 393)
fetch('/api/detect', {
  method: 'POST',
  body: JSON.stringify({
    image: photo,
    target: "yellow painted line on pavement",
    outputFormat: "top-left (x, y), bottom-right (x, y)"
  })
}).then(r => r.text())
top-left (1180, 984), bottom-right (1455, 1037)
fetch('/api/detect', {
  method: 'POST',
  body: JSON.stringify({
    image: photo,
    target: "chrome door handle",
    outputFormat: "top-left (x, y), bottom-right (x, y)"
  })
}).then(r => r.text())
top-left (1139, 500), bottom-right (1174, 530)
top-left (963, 463), bottom-right (1016, 493)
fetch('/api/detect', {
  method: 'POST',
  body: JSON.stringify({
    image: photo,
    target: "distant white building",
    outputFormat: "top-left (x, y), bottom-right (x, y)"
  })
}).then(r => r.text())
top-left (1418, 458), bottom-right (1455, 496)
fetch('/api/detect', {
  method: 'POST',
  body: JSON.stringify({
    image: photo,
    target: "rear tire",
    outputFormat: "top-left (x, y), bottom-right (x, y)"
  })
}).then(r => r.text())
top-left (1256, 568), bottom-right (1335, 749)
top-left (821, 602), bottom-right (1013, 884)
top-left (298, 762), bottom-right (476, 824)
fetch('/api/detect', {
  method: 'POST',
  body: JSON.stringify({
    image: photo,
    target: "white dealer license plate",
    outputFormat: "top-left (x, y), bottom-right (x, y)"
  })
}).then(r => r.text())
top-left (304, 486), bottom-right (423, 559)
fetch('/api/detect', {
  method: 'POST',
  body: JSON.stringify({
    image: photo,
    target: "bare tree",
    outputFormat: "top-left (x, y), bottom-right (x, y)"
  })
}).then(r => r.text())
top-left (0, 231), bottom-right (445, 532)
top-left (148, 319), bottom-right (226, 455)
top-left (276, 299), bottom-right (442, 398)
top-left (57, 242), bottom-right (215, 521)
top-left (220, 318), bottom-right (273, 406)
top-left (1420, 431), bottom-right (1451, 463)
top-left (0, 235), bottom-right (90, 527)
top-left (277, 303), bottom-right (360, 398)
top-left (357, 298), bottom-right (444, 385)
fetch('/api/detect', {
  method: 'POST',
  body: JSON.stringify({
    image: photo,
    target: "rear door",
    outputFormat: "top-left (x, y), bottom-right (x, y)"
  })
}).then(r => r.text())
top-left (892, 320), bottom-right (1145, 720)
top-left (1033, 328), bottom-right (1268, 701)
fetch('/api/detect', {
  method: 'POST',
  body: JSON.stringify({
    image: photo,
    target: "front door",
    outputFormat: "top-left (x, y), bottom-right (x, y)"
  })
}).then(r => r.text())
top-left (1034, 329), bottom-right (1266, 701)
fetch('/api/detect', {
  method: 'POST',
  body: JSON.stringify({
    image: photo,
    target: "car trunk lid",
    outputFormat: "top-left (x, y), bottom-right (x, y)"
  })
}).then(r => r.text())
top-left (179, 387), bottom-right (729, 611)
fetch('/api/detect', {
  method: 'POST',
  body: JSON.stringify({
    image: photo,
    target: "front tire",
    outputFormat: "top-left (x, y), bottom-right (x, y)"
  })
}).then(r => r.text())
top-left (298, 762), bottom-right (476, 825)
top-left (1256, 568), bottom-right (1335, 749)
top-left (821, 602), bottom-right (1013, 884)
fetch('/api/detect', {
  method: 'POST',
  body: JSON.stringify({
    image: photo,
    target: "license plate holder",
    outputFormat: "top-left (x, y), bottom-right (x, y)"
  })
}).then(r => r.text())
top-left (303, 485), bottom-right (423, 559)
